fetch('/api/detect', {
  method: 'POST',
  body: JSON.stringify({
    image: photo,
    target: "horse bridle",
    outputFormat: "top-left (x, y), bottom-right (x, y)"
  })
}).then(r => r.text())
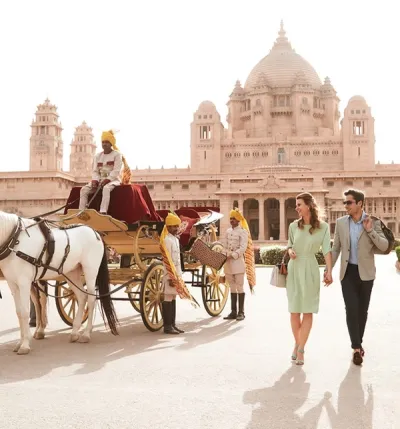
top-left (0, 217), bottom-right (23, 262)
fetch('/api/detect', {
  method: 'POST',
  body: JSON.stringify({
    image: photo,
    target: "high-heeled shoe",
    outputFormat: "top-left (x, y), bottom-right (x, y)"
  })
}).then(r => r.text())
top-left (296, 348), bottom-right (305, 365)
top-left (291, 344), bottom-right (299, 361)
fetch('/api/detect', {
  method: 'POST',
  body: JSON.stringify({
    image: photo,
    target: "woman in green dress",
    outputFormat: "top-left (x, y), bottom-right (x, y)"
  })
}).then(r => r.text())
top-left (287, 192), bottom-right (333, 365)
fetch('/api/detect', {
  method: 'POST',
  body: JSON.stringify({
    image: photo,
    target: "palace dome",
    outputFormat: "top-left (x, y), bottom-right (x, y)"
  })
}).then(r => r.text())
top-left (244, 22), bottom-right (322, 90)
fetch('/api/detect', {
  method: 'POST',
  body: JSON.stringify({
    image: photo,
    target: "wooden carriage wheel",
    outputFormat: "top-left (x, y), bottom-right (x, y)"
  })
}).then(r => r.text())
top-left (140, 262), bottom-right (164, 332)
top-left (127, 280), bottom-right (142, 313)
top-left (133, 225), bottom-right (158, 272)
top-left (54, 280), bottom-right (89, 327)
top-left (201, 242), bottom-right (229, 317)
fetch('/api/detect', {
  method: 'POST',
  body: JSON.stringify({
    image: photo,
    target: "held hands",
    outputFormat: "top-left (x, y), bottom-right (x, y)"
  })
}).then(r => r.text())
top-left (323, 271), bottom-right (333, 287)
top-left (362, 216), bottom-right (373, 233)
top-left (91, 180), bottom-right (99, 188)
top-left (288, 248), bottom-right (296, 259)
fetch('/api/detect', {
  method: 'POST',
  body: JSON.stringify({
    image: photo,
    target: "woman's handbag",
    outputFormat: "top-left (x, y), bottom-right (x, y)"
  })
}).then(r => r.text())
top-left (270, 251), bottom-right (289, 288)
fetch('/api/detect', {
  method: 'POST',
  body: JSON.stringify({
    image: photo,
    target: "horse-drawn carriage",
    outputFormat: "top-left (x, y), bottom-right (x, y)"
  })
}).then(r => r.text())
top-left (46, 183), bottom-right (229, 332)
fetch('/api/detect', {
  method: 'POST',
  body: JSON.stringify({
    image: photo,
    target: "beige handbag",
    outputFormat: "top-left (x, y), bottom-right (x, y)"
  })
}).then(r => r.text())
top-left (270, 252), bottom-right (288, 288)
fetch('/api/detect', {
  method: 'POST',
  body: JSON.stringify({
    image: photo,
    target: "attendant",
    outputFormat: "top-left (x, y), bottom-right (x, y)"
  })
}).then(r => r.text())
top-left (79, 130), bottom-right (131, 214)
top-left (222, 208), bottom-right (256, 321)
top-left (286, 192), bottom-right (333, 365)
top-left (160, 212), bottom-right (198, 334)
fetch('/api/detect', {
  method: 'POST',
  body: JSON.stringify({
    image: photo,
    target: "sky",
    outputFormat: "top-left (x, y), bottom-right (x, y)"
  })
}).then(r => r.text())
top-left (0, 0), bottom-right (398, 172)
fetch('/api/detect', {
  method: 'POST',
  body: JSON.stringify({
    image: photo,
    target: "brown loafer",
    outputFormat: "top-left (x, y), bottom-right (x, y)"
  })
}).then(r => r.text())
top-left (353, 351), bottom-right (363, 366)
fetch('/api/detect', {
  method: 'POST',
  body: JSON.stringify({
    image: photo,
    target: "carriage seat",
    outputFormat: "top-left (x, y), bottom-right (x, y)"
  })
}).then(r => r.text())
top-left (65, 184), bottom-right (162, 224)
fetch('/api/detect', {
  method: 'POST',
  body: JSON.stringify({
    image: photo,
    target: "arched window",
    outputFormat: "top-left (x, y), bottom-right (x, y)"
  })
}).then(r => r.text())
top-left (277, 148), bottom-right (285, 164)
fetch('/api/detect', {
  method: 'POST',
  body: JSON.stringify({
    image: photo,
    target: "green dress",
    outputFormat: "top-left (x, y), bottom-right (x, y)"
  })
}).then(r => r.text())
top-left (286, 220), bottom-right (331, 314)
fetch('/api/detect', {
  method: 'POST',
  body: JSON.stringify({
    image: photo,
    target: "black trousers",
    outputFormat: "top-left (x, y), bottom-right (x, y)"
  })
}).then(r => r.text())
top-left (341, 264), bottom-right (373, 349)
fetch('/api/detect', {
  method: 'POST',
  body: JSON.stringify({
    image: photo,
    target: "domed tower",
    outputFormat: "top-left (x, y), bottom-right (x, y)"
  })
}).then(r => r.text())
top-left (190, 101), bottom-right (224, 173)
top-left (239, 21), bottom-right (339, 139)
top-left (70, 121), bottom-right (97, 178)
top-left (29, 98), bottom-right (64, 171)
top-left (342, 96), bottom-right (375, 171)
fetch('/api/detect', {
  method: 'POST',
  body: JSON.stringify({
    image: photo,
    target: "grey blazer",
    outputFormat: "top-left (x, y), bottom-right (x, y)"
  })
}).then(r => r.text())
top-left (332, 215), bottom-right (388, 281)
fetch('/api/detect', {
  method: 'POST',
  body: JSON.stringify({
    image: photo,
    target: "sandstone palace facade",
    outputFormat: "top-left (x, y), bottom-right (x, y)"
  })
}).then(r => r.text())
top-left (1, 23), bottom-right (399, 242)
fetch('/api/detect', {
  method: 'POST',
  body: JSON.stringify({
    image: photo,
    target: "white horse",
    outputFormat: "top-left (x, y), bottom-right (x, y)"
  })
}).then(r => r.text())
top-left (0, 211), bottom-right (119, 355)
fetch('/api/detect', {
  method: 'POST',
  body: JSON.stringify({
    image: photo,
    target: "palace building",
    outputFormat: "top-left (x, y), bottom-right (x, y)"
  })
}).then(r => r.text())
top-left (1, 22), bottom-right (399, 242)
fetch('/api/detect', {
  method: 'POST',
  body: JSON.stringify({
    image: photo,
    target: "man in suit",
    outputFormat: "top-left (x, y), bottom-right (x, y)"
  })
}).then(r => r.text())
top-left (328, 189), bottom-right (388, 365)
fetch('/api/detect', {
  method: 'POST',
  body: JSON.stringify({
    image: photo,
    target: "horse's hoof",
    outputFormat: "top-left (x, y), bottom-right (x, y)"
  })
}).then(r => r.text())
top-left (70, 334), bottom-right (79, 343)
top-left (78, 335), bottom-right (90, 343)
top-left (17, 347), bottom-right (30, 355)
top-left (34, 332), bottom-right (45, 340)
top-left (13, 343), bottom-right (21, 353)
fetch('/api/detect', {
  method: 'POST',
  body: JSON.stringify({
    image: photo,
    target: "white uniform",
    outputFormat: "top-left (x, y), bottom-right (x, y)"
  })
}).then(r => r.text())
top-left (222, 226), bottom-right (248, 293)
top-left (162, 233), bottom-right (182, 296)
top-left (79, 150), bottom-right (123, 213)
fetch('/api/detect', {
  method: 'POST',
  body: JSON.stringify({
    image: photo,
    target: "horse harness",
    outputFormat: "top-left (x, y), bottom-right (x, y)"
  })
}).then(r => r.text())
top-left (0, 216), bottom-right (86, 282)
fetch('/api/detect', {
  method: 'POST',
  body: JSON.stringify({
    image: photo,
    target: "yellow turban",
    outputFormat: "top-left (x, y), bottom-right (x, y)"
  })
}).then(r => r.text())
top-left (165, 212), bottom-right (181, 226)
top-left (230, 209), bottom-right (244, 222)
top-left (101, 130), bottom-right (117, 148)
top-left (101, 130), bottom-right (132, 185)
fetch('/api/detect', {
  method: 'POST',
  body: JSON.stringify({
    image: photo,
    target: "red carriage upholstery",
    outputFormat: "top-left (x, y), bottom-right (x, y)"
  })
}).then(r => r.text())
top-left (156, 209), bottom-right (201, 248)
top-left (65, 184), bottom-right (162, 224)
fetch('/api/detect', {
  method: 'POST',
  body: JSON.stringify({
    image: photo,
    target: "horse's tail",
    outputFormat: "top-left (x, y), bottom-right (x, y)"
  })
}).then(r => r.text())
top-left (96, 242), bottom-right (119, 335)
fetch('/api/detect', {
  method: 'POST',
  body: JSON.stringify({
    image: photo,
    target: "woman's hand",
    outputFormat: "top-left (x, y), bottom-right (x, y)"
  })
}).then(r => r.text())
top-left (323, 271), bottom-right (333, 286)
top-left (288, 248), bottom-right (296, 259)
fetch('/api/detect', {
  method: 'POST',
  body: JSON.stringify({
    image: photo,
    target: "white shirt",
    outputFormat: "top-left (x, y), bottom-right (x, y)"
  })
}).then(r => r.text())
top-left (162, 233), bottom-right (182, 291)
top-left (92, 150), bottom-right (123, 182)
top-left (222, 226), bottom-right (248, 274)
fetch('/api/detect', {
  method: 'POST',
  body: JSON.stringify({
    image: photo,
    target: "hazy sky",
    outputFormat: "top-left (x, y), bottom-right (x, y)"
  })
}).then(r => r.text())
top-left (0, 0), bottom-right (397, 172)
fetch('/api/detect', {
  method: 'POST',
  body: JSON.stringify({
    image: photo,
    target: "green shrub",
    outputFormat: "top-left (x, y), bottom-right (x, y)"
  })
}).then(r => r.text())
top-left (396, 246), bottom-right (400, 261)
top-left (259, 245), bottom-right (327, 266)
top-left (260, 246), bottom-right (287, 265)
top-left (393, 240), bottom-right (400, 251)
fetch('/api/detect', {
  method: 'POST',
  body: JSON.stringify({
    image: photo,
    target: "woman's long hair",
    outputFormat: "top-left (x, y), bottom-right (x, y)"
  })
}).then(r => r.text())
top-left (296, 192), bottom-right (321, 234)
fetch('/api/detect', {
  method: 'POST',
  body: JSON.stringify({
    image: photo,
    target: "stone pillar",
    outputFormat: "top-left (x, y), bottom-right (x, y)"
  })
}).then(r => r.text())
top-left (258, 198), bottom-right (265, 241)
top-left (238, 196), bottom-right (244, 214)
top-left (279, 196), bottom-right (286, 241)
top-left (219, 196), bottom-right (231, 234)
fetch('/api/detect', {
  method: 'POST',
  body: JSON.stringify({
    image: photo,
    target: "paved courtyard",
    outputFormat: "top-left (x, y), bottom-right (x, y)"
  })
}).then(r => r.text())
top-left (0, 254), bottom-right (399, 428)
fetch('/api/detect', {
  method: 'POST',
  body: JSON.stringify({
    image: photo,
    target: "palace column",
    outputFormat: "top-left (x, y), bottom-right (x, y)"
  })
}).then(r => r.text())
top-left (238, 196), bottom-right (244, 214)
top-left (219, 196), bottom-right (231, 233)
top-left (258, 198), bottom-right (265, 241)
top-left (279, 196), bottom-right (286, 241)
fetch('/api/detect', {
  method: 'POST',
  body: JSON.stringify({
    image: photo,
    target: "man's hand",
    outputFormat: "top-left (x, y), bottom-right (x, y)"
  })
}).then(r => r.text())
top-left (363, 216), bottom-right (373, 233)
top-left (288, 248), bottom-right (296, 259)
top-left (91, 180), bottom-right (99, 188)
top-left (101, 179), bottom-right (111, 187)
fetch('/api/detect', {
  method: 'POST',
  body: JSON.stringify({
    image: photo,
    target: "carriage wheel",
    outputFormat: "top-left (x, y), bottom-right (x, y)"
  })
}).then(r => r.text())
top-left (140, 262), bottom-right (164, 332)
top-left (127, 280), bottom-right (142, 313)
top-left (54, 280), bottom-right (89, 327)
top-left (133, 225), bottom-right (158, 272)
top-left (201, 242), bottom-right (229, 316)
